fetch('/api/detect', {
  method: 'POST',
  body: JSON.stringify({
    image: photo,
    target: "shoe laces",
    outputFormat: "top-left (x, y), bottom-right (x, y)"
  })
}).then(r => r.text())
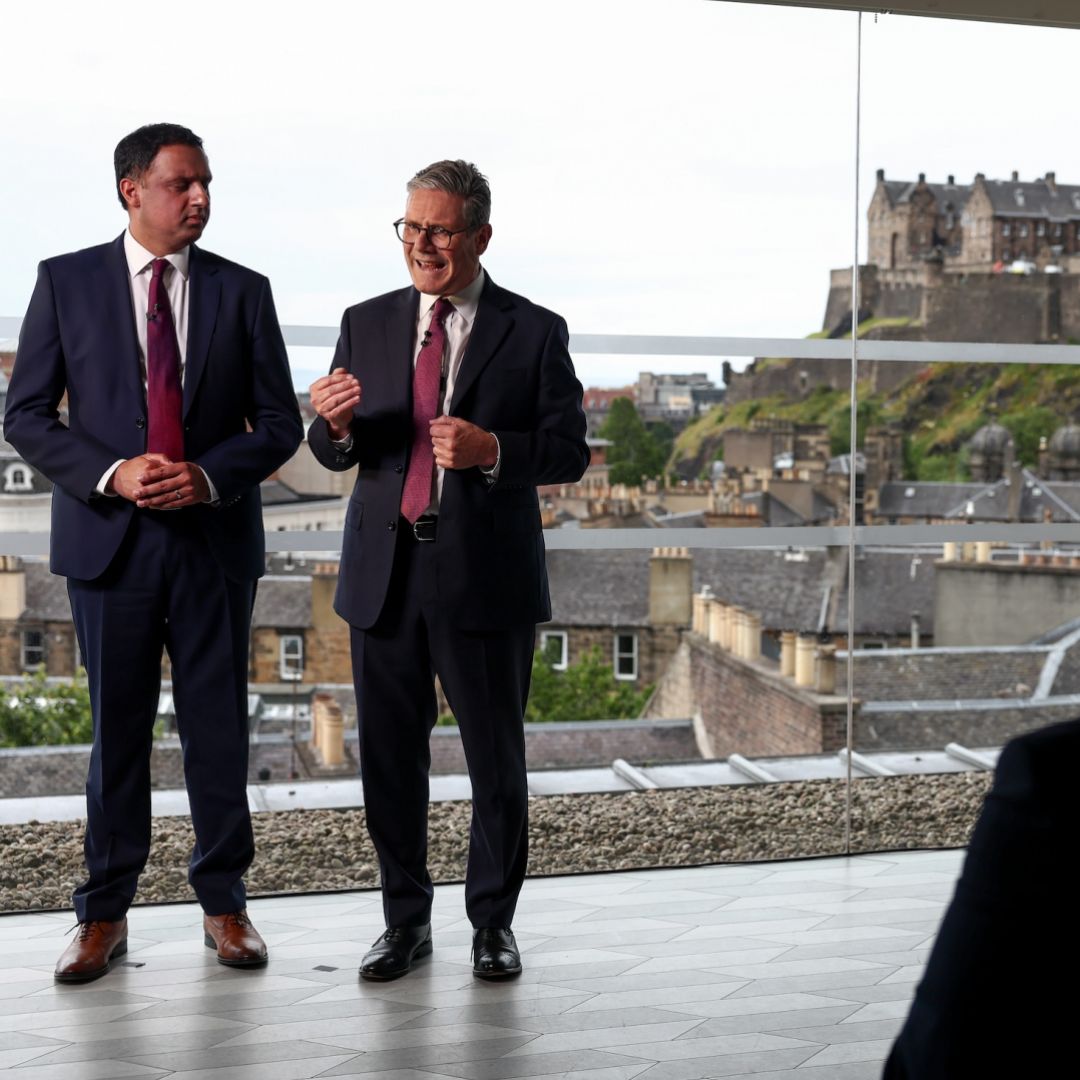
top-left (69, 921), bottom-right (105, 942)
top-left (222, 912), bottom-right (252, 930)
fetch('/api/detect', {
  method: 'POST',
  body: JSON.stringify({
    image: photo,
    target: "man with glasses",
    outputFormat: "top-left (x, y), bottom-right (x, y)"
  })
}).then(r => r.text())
top-left (308, 160), bottom-right (588, 980)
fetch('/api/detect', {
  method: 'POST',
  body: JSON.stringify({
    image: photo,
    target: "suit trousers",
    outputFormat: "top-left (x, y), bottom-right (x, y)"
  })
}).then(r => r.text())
top-left (350, 524), bottom-right (535, 929)
top-left (67, 510), bottom-right (255, 921)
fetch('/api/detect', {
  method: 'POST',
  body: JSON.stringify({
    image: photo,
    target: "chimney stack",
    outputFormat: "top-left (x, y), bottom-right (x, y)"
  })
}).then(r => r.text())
top-left (648, 547), bottom-right (693, 626)
top-left (0, 556), bottom-right (26, 621)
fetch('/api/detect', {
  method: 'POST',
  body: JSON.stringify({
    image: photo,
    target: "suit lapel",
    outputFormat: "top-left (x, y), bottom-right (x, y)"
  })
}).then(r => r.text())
top-left (184, 244), bottom-right (221, 418)
top-left (385, 287), bottom-right (420, 407)
top-left (104, 234), bottom-right (144, 407)
top-left (448, 274), bottom-right (513, 415)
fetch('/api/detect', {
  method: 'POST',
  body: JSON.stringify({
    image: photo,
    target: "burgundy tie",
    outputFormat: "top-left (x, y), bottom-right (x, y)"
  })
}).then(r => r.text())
top-left (146, 258), bottom-right (185, 462)
top-left (400, 297), bottom-right (452, 523)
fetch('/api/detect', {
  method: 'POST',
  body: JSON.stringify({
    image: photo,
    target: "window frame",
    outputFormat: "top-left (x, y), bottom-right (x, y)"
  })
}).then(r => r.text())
top-left (279, 633), bottom-right (304, 681)
top-left (613, 632), bottom-right (639, 681)
top-left (539, 630), bottom-right (569, 671)
top-left (21, 629), bottom-right (45, 671)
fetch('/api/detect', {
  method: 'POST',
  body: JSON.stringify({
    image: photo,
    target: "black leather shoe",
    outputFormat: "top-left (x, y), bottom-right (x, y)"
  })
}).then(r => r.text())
top-left (472, 927), bottom-right (521, 979)
top-left (359, 924), bottom-right (432, 981)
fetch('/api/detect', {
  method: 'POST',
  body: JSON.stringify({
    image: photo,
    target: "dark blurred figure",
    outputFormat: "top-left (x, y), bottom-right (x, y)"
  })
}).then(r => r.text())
top-left (883, 718), bottom-right (1079, 1078)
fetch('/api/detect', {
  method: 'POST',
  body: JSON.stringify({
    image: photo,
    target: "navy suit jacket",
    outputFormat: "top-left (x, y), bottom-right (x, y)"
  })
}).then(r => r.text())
top-left (883, 717), bottom-right (1080, 1078)
top-left (4, 234), bottom-right (303, 582)
top-left (308, 274), bottom-right (589, 631)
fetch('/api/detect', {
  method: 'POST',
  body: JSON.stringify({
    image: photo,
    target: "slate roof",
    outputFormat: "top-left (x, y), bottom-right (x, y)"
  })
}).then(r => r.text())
top-left (545, 546), bottom-right (936, 637)
top-left (880, 472), bottom-right (1080, 523)
top-left (882, 179), bottom-right (971, 210)
top-left (259, 478), bottom-right (327, 506)
top-left (878, 173), bottom-right (1080, 221)
top-left (22, 561), bottom-right (70, 622)
top-left (983, 176), bottom-right (1080, 221)
top-left (877, 482), bottom-right (989, 520)
top-left (251, 575), bottom-right (312, 628)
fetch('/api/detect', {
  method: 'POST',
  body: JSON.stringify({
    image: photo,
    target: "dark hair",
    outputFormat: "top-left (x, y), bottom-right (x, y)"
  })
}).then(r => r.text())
top-left (407, 160), bottom-right (491, 231)
top-left (114, 123), bottom-right (204, 209)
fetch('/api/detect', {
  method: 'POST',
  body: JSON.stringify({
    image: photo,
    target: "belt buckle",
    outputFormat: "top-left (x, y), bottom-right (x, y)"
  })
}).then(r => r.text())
top-left (413, 517), bottom-right (437, 542)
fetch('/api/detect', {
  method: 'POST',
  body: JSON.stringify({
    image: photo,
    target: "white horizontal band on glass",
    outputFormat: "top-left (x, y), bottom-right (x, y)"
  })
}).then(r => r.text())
top-left (8, 523), bottom-right (1080, 557)
top-left (285, 329), bottom-right (1080, 365)
top-left (4, 317), bottom-right (1080, 364)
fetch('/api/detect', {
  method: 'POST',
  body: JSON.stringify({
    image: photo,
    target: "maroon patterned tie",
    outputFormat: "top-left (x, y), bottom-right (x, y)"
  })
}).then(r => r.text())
top-left (146, 258), bottom-right (185, 462)
top-left (400, 297), bottom-right (452, 523)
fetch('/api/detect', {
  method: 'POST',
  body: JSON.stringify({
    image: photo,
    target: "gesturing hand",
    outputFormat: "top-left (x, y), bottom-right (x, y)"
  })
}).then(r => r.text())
top-left (310, 367), bottom-right (361, 440)
top-left (430, 416), bottom-right (498, 470)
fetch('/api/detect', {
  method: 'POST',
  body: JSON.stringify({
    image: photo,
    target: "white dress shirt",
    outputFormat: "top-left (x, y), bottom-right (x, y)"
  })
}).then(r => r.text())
top-left (97, 230), bottom-right (217, 500)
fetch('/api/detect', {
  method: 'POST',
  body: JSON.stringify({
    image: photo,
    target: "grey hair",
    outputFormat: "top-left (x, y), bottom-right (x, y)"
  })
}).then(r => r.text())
top-left (407, 160), bottom-right (491, 231)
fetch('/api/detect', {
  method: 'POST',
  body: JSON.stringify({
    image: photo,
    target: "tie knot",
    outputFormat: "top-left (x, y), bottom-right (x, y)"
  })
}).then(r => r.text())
top-left (150, 258), bottom-right (168, 281)
top-left (431, 297), bottom-right (453, 325)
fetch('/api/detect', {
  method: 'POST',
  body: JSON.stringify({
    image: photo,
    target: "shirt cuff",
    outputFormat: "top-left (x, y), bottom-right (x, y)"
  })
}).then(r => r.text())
top-left (196, 465), bottom-right (221, 506)
top-left (479, 433), bottom-right (501, 483)
top-left (331, 432), bottom-right (355, 452)
top-left (96, 460), bottom-right (125, 497)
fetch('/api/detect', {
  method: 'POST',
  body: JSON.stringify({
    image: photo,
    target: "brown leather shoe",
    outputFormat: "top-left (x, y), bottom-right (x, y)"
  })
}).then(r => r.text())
top-left (203, 910), bottom-right (268, 967)
top-left (55, 918), bottom-right (128, 983)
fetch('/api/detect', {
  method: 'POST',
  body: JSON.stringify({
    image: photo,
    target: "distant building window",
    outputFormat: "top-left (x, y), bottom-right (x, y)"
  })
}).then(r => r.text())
top-left (614, 633), bottom-right (638, 681)
top-left (1019, 223), bottom-right (1029, 238)
top-left (22, 630), bottom-right (44, 670)
top-left (1037, 222), bottom-right (1046, 237)
top-left (3, 464), bottom-right (32, 493)
top-left (280, 634), bottom-right (304, 680)
top-left (1054, 224), bottom-right (1062, 239)
top-left (540, 631), bottom-right (568, 671)
top-left (1002, 223), bottom-right (1011, 237)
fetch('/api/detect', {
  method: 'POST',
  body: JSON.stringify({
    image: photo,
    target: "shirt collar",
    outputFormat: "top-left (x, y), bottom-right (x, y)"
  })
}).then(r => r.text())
top-left (418, 267), bottom-right (485, 326)
top-left (124, 229), bottom-right (191, 281)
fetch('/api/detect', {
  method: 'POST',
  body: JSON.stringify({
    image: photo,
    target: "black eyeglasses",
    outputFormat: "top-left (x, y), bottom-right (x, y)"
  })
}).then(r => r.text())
top-left (393, 219), bottom-right (469, 249)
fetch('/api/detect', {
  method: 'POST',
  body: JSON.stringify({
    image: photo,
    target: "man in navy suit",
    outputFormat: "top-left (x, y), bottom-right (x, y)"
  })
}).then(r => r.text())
top-left (308, 160), bottom-right (588, 980)
top-left (882, 717), bottom-right (1079, 1077)
top-left (4, 123), bottom-right (303, 981)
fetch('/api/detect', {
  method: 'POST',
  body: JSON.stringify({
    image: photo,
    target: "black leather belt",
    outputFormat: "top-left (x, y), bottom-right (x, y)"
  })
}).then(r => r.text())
top-left (410, 515), bottom-right (437, 542)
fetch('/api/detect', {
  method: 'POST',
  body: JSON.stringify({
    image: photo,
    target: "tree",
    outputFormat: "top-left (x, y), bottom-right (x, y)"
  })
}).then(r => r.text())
top-left (0, 669), bottom-right (94, 747)
top-left (525, 646), bottom-right (652, 723)
top-left (600, 398), bottom-right (667, 486)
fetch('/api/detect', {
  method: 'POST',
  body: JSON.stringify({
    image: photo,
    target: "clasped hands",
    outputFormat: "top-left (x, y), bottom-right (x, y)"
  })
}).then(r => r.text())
top-left (108, 453), bottom-right (210, 509)
top-left (310, 367), bottom-right (497, 470)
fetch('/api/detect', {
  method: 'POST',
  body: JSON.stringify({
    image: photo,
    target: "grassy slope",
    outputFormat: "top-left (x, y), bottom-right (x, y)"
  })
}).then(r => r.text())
top-left (674, 358), bottom-right (1080, 482)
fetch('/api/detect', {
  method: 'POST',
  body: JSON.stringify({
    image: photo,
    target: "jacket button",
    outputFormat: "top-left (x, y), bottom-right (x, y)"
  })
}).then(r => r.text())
top-left (135, 417), bottom-right (145, 429)
top-left (387, 520), bottom-right (396, 531)
top-left (394, 464), bottom-right (403, 473)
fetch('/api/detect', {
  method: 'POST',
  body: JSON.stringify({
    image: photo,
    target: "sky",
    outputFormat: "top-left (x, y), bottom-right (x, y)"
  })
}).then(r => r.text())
top-left (2, 1), bottom-right (1078, 390)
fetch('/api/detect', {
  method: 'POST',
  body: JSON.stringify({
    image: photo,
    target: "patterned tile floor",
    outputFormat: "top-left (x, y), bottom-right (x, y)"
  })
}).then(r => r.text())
top-left (0, 849), bottom-right (962, 1079)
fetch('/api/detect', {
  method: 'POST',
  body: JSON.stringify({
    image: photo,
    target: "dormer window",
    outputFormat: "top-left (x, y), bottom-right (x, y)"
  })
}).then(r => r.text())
top-left (1015, 190), bottom-right (1026, 207)
top-left (2, 464), bottom-right (32, 493)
